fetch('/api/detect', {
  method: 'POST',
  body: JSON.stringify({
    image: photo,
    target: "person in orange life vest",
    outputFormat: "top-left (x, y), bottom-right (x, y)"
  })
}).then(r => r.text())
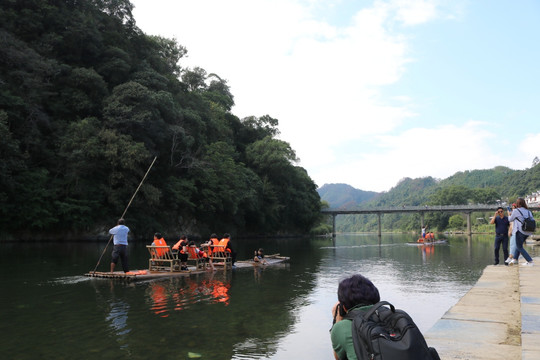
top-left (151, 233), bottom-right (170, 257)
top-left (219, 233), bottom-right (237, 266)
top-left (205, 233), bottom-right (220, 255)
top-left (202, 234), bottom-right (219, 271)
top-left (172, 235), bottom-right (189, 270)
top-left (187, 241), bottom-right (208, 258)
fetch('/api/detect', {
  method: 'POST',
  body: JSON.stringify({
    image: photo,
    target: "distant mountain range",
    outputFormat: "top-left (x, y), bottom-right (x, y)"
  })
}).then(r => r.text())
top-left (317, 183), bottom-right (380, 209)
top-left (317, 164), bottom-right (540, 210)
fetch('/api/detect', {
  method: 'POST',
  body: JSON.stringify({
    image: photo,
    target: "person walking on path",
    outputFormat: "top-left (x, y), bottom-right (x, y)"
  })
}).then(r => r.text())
top-left (109, 218), bottom-right (130, 273)
top-left (490, 207), bottom-right (509, 265)
top-left (508, 198), bottom-right (535, 266)
top-left (505, 203), bottom-right (518, 264)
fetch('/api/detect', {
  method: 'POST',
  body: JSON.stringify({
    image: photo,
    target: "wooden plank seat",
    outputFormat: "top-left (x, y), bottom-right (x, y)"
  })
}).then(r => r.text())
top-left (208, 244), bottom-right (232, 269)
top-left (146, 245), bottom-right (178, 272)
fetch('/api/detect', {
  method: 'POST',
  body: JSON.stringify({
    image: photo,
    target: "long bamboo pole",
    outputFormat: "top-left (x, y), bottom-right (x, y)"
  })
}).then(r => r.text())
top-left (91, 156), bottom-right (158, 274)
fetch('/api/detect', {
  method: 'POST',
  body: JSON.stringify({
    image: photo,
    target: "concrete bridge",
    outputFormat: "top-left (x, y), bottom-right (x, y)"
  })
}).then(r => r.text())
top-left (322, 204), bottom-right (540, 237)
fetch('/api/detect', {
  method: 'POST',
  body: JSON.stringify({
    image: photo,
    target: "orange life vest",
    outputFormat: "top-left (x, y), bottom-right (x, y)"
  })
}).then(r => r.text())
top-left (153, 238), bottom-right (169, 257)
top-left (187, 246), bottom-right (197, 258)
top-left (218, 238), bottom-right (231, 252)
top-left (172, 239), bottom-right (187, 253)
top-left (207, 237), bottom-right (219, 254)
top-left (188, 246), bottom-right (208, 259)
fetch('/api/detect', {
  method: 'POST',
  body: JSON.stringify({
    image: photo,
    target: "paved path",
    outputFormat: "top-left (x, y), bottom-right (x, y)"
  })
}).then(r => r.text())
top-left (425, 256), bottom-right (540, 359)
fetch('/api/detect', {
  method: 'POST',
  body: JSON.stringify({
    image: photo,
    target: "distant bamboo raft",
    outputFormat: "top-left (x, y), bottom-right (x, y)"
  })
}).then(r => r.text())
top-left (233, 254), bottom-right (290, 268)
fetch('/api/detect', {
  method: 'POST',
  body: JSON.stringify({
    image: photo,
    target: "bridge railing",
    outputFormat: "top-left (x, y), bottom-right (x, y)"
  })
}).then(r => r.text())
top-left (322, 205), bottom-right (540, 215)
top-left (321, 205), bottom-right (540, 237)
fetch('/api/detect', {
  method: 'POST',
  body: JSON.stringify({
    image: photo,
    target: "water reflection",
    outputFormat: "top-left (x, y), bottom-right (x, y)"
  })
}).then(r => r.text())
top-left (419, 243), bottom-right (436, 262)
top-left (106, 299), bottom-right (130, 337)
top-left (148, 283), bottom-right (169, 317)
top-left (91, 281), bottom-right (134, 356)
top-left (144, 272), bottom-right (233, 319)
top-left (2, 234), bottom-right (532, 360)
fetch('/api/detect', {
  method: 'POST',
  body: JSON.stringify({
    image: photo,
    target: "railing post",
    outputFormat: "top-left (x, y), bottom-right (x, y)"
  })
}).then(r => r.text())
top-left (378, 212), bottom-right (382, 237)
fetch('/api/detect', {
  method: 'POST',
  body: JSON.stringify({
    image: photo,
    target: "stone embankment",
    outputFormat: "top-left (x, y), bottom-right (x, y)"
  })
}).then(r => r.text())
top-left (425, 256), bottom-right (540, 359)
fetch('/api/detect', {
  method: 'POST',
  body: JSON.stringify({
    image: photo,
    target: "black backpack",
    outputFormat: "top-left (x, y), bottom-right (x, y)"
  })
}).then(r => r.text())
top-left (516, 208), bottom-right (536, 232)
top-left (344, 301), bottom-right (440, 360)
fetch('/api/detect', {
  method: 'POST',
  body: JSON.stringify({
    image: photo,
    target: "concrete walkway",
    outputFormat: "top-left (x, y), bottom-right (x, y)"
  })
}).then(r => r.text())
top-left (425, 256), bottom-right (540, 359)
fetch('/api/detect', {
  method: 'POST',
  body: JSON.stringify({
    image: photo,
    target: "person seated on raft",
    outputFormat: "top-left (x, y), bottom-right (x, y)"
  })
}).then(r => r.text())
top-left (188, 241), bottom-right (209, 260)
top-left (151, 232), bottom-right (170, 258)
top-left (172, 235), bottom-right (189, 270)
top-left (201, 234), bottom-right (219, 256)
top-left (219, 233), bottom-right (237, 266)
top-left (253, 248), bottom-right (267, 265)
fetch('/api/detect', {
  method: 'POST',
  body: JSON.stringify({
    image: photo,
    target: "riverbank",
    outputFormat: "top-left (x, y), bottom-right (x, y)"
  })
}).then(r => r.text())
top-left (425, 256), bottom-right (540, 359)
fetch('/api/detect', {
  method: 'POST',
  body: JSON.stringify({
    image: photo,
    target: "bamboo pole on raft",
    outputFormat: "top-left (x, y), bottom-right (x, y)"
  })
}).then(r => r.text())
top-left (91, 156), bottom-right (158, 274)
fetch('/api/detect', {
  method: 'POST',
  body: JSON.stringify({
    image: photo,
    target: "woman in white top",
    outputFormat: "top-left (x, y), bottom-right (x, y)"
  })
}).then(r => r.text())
top-left (507, 198), bottom-right (534, 266)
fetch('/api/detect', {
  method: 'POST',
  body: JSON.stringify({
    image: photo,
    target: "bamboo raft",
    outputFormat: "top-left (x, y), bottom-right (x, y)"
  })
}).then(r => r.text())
top-left (84, 268), bottom-right (206, 281)
top-left (225, 254), bottom-right (290, 269)
top-left (85, 254), bottom-right (289, 280)
top-left (406, 239), bottom-right (448, 246)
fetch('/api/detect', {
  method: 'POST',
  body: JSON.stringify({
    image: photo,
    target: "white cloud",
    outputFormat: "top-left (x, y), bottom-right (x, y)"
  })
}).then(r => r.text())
top-left (312, 121), bottom-right (498, 191)
top-left (519, 133), bottom-right (540, 167)
top-left (392, 0), bottom-right (439, 26)
top-left (313, 122), bottom-right (540, 192)
top-left (133, 0), bottom-right (488, 193)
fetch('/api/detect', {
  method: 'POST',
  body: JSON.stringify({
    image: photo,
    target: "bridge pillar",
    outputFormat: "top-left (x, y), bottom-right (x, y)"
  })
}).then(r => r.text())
top-left (420, 212), bottom-right (424, 229)
top-left (332, 214), bottom-right (337, 238)
top-left (378, 213), bottom-right (382, 237)
top-left (466, 212), bottom-right (472, 235)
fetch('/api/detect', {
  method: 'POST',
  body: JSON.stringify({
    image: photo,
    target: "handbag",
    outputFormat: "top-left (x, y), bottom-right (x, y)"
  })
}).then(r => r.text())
top-left (517, 209), bottom-right (536, 232)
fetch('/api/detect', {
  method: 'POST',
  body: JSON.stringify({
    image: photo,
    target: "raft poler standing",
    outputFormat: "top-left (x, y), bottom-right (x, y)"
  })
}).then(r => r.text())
top-left (109, 218), bottom-right (130, 273)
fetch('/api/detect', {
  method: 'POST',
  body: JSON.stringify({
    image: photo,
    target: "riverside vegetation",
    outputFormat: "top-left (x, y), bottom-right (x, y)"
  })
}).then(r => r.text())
top-left (319, 163), bottom-right (540, 234)
top-left (0, 0), bottom-right (322, 240)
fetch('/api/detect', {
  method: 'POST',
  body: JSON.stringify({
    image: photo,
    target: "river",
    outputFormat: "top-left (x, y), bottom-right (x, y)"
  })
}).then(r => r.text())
top-left (1, 234), bottom-right (531, 359)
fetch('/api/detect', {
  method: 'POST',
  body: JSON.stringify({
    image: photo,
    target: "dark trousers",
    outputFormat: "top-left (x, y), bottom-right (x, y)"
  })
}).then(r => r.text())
top-left (493, 234), bottom-right (509, 264)
top-left (111, 244), bottom-right (129, 272)
top-left (514, 231), bottom-right (533, 262)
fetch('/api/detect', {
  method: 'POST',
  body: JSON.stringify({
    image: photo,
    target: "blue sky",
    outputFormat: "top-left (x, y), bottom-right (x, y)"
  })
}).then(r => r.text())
top-left (131, 0), bottom-right (540, 192)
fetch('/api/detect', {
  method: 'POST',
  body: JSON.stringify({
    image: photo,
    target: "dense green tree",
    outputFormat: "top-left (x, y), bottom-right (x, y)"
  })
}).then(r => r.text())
top-left (470, 188), bottom-right (499, 204)
top-left (0, 0), bottom-right (321, 239)
top-left (429, 185), bottom-right (470, 206)
top-left (448, 214), bottom-right (465, 229)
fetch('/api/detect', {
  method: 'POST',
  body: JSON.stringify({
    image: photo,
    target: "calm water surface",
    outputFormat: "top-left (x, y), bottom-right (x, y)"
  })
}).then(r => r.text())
top-left (2, 234), bottom-right (534, 359)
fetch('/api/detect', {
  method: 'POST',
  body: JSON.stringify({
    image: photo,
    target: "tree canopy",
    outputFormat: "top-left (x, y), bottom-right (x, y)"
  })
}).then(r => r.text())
top-left (0, 0), bottom-right (321, 239)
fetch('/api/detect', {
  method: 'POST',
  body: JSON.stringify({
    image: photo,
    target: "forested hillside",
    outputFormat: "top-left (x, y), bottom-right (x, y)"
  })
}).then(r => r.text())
top-left (325, 165), bottom-right (540, 233)
top-left (0, 0), bottom-right (321, 239)
top-left (317, 183), bottom-right (380, 209)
